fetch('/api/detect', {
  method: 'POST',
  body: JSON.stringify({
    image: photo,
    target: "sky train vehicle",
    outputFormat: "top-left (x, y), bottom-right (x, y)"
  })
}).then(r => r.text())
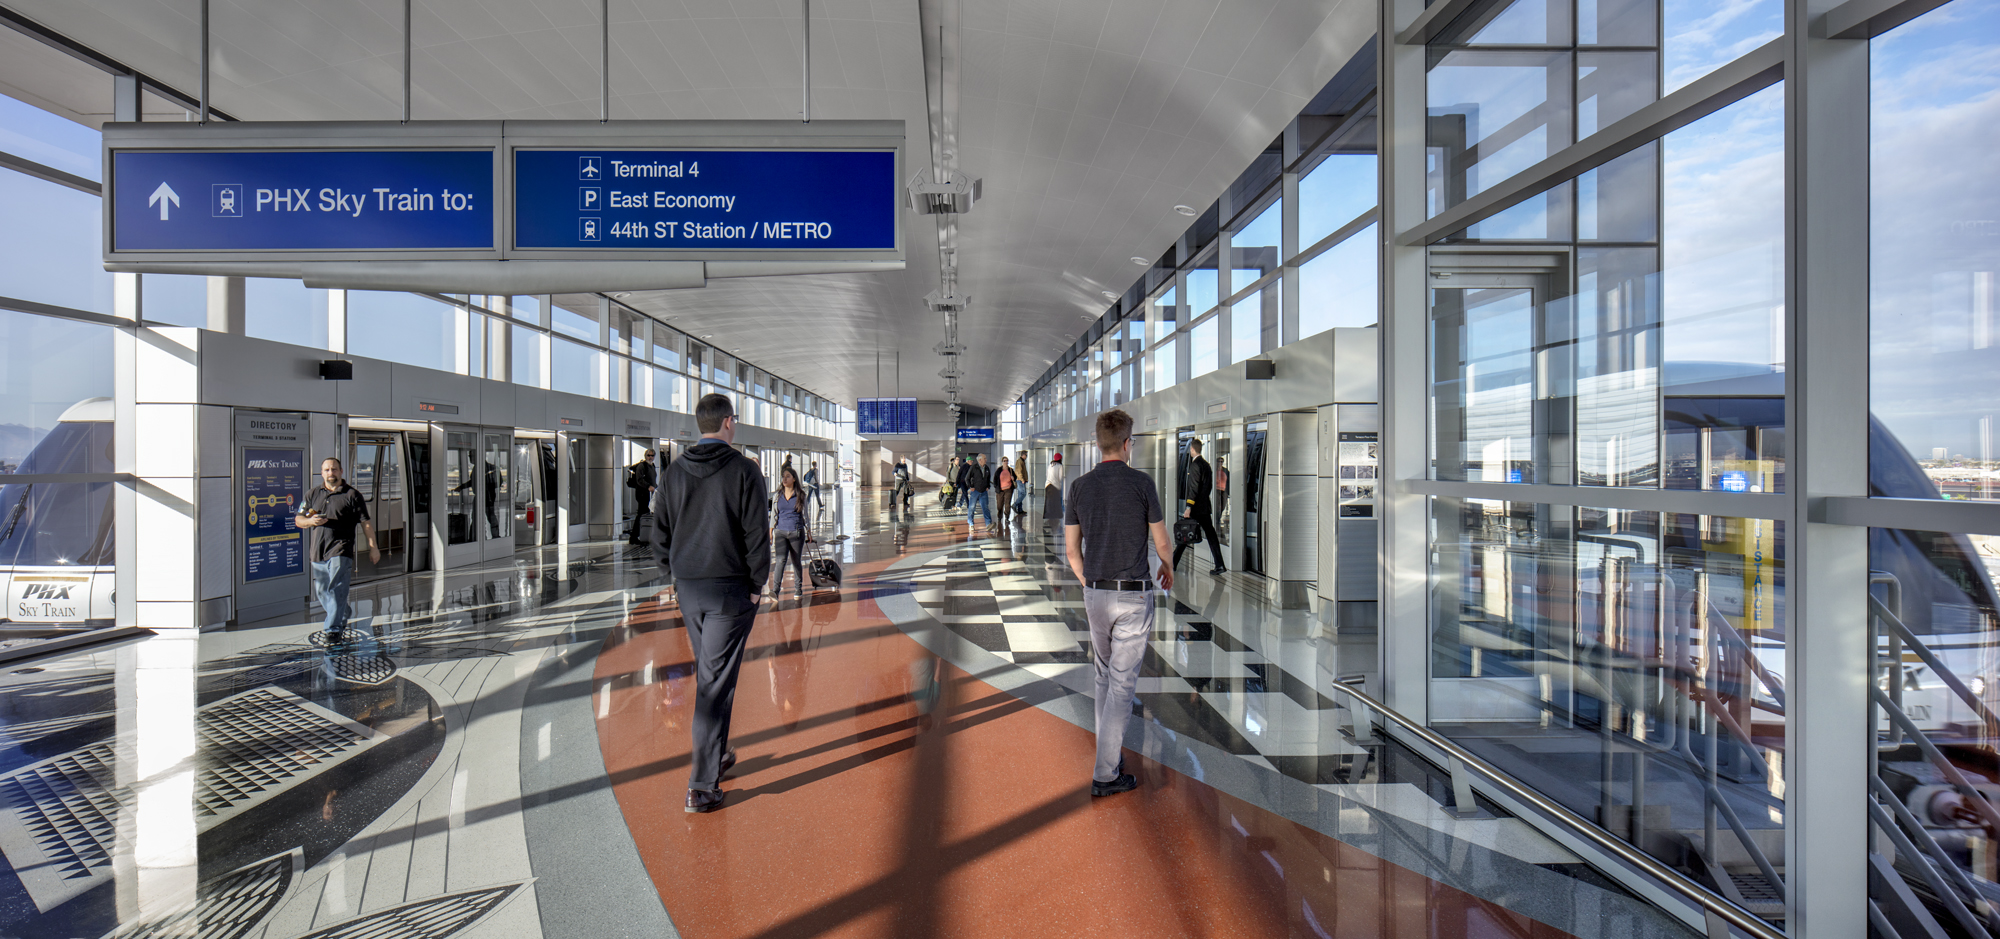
top-left (0, 396), bottom-right (114, 630)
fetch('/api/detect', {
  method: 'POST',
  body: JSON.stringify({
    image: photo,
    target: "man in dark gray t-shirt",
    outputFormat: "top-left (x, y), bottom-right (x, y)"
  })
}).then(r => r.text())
top-left (1064, 408), bottom-right (1173, 797)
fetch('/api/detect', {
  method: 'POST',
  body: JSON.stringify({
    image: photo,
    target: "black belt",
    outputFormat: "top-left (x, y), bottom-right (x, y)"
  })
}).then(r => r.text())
top-left (1087, 579), bottom-right (1151, 591)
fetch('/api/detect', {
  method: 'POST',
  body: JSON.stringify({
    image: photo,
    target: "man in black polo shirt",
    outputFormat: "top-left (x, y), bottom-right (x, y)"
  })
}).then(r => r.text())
top-left (1064, 408), bottom-right (1173, 796)
top-left (295, 456), bottom-right (379, 643)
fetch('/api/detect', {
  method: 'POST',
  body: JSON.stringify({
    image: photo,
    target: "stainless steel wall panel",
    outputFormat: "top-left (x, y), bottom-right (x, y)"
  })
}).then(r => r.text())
top-left (1279, 475), bottom-right (1319, 581)
top-left (1335, 518), bottom-right (1378, 600)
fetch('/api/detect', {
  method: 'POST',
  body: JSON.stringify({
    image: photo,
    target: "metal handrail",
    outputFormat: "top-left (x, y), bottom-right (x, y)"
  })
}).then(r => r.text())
top-left (1322, 679), bottom-right (1786, 939)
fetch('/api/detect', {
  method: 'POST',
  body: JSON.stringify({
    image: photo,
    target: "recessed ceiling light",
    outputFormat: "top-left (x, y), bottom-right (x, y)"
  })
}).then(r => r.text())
top-left (1174, 205), bottom-right (1197, 216)
top-left (1130, 257), bottom-right (1148, 265)
top-left (1101, 291), bottom-right (1119, 300)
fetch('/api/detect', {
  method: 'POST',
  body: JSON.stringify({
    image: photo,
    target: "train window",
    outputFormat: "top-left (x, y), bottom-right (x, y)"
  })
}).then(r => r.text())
top-left (0, 420), bottom-right (114, 568)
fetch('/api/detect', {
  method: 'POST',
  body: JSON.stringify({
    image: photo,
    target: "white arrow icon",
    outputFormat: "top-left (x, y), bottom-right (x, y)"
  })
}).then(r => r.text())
top-left (148, 181), bottom-right (180, 220)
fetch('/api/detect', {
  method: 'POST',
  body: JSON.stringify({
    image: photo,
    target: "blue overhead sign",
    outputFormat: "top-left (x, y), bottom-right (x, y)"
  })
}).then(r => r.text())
top-left (956, 427), bottom-right (995, 441)
top-left (110, 149), bottom-right (494, 252)
top-left (513, 149), bottom-right (897, 251)
top-left (857, 398), bottom-right (919, 435)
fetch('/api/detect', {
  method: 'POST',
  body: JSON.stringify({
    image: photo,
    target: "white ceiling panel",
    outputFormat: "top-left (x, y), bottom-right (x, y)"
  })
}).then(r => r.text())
top-left (4, 0), bottom-right (1369, 408)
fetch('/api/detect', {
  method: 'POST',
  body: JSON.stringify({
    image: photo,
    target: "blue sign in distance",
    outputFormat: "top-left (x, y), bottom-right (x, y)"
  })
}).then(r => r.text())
top-left (956, 427), bottom-right (996, 441)
top-left (112, 149), bottom-right (493, 251)
top-left (514, 149), bottom-right (896, 250)
top-left (243, 448), bottom-right (305, 582)
top-left (1719, 470), bottom-right (1752, 492)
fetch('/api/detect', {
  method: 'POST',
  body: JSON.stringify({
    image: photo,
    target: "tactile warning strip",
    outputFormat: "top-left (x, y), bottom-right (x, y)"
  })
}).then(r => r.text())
top-left (0, 739), bottom-right (131, 912)
top-left (104, 848), bottom-right (297, 939)
top-left (196, 688), bottom-right (386, 832)
top-left (288, 881), bottom-right (526, 939)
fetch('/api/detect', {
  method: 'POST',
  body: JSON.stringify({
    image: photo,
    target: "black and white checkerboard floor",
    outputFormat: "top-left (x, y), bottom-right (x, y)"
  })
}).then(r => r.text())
top-left (899, 537), bottom-right (1379, 784)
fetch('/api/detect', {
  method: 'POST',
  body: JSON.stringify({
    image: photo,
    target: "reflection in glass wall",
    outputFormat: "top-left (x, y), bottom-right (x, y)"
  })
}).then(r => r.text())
top-left (1432, 282), bottom-right (1538, 483)
top-left (1430, 85), bottom-right (1783, 491)
top-left (1662, 84), bottom-right (1785, 398)
top-left (1870, 0), bottom-right (2000, 500)
top-left (1432, 498), bottom-right (1787, 915)
top-left (1867, 520), bottom-right (2000, 923)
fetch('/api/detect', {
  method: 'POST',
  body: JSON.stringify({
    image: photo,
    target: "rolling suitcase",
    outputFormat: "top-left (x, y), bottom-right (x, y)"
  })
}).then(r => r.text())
top-left (807, 540), bottom-right (842, 590)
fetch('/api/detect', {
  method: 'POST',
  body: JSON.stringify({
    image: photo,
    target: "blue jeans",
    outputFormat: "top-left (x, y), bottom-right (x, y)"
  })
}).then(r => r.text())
top-left (312, 555), bottom-right (354, 635)
top-left (965, 490), bottom-right (992, 527)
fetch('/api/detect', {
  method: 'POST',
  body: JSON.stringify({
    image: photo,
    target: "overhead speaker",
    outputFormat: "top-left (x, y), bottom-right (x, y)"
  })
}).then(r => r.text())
top-left (319, 359), bottom-right (354, 380)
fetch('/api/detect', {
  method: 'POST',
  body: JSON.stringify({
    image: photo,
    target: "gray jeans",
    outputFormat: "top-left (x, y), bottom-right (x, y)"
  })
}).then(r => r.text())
top-left (1083, 587), bottom-right (1154, 782)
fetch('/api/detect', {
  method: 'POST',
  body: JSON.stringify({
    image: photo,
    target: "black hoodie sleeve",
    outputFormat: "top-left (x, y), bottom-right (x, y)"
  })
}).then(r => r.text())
top-left (647, 476), bottom-right (673, 579)
top-left (743, 457), bottom-right (771, 587)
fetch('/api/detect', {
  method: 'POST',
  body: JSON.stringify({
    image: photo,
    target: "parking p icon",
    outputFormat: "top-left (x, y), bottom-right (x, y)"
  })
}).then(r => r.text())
top-left (579, 187), bottom-right (601, 211)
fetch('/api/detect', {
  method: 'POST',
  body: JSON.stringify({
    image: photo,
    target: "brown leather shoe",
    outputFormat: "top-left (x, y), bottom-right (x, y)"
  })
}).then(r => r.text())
top-left (685, 788), bottom-right (725, 813)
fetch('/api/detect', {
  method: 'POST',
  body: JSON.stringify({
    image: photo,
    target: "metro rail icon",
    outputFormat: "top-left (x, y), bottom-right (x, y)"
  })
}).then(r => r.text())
top-left (213, 183), bottom-right (243, 217)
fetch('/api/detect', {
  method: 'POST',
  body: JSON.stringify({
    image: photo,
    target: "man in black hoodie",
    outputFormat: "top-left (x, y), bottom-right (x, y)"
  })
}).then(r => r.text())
top-left (649, 393), bottom-right (770, 814)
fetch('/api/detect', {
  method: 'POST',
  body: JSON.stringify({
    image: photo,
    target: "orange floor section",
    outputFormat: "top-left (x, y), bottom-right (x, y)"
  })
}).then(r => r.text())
top-left (595, 522), bottom-right (1574, 939)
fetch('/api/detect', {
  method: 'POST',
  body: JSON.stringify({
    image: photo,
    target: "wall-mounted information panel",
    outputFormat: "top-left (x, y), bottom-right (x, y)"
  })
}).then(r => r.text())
top-left (103, 120), bottom-right (904, 271)
top-left (857, 398), bottom-right (919, 435)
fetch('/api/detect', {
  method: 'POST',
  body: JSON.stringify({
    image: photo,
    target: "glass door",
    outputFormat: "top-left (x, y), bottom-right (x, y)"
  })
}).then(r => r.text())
top-left (481, 432), bottom-right (513, 561)
top-left (348, 432), bottom-right (407, 580)
top-left (442, 430), bottom-right (482, 568)
top-left (513, 439), bottom-right (541, 547)
top-left (1243, 422), bottom-right (1268, 575)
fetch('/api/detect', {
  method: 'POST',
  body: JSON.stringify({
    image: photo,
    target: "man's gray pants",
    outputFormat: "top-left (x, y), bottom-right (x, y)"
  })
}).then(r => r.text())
top-left (1084, 587), bottom-right (1154, 782)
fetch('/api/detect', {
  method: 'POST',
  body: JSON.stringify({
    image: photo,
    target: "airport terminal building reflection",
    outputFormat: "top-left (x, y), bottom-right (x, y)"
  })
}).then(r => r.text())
top-left (0, 0), bottom-right (1995, 935)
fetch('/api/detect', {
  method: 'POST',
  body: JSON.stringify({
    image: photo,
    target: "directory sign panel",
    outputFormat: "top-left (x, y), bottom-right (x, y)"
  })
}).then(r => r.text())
top-left (513, 149), bottom-right (897, 251)
top-left (956, 427), bottom-right (995, 441)
top-left (857, 398), bottom-right (919, 435)
top-left (110, 149), bottom-right (494, 252)
top-left (243, 448), bottom-right (305, 582)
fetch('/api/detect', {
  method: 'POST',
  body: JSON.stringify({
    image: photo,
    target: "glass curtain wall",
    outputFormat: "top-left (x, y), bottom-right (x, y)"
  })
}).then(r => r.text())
top-left (1865, 0), bottom-right (2000, 930)
top-left (1023, 132), bottom-right (1382, 435)
top-left (1412, 0), bottom-right (1795, 909)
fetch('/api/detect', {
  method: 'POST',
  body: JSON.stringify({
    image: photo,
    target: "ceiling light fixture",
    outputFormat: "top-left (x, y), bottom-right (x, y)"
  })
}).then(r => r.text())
top-left (1101, 291), bottom-right (1119, 301)
top-left (1130, 257), bottom-right (1148, 265)
top-left (1174, 204), bottom-right (1197, 216)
